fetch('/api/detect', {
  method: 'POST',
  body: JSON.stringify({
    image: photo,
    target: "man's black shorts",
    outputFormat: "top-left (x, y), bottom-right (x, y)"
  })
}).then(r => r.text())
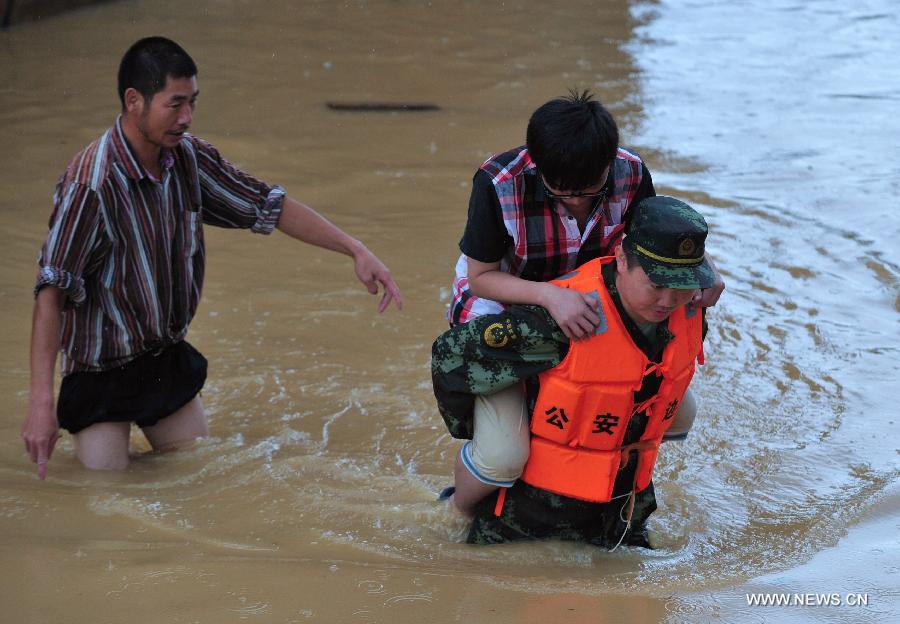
top-left (57, 341), bottom-right (208, 434)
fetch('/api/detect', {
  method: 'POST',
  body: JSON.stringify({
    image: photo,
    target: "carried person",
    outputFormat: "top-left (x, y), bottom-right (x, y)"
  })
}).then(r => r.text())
top-left (433, 196), bottom-right (718, 547)
top-left (21, 37), bottom-right (402, 477)
top-left (443, 91), bottom-right (724, 515)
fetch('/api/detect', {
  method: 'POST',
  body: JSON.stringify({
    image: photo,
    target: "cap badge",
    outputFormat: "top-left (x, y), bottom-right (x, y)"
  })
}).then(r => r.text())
top-left (678, 237), bottom-right (696, 257)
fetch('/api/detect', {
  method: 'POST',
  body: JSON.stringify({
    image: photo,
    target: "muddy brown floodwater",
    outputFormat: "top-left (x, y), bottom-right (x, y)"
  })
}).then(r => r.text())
top-left (1, 1), bottom-right (897, 623)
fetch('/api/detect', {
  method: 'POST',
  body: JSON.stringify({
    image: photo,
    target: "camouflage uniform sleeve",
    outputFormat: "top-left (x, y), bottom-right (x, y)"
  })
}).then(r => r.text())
top-left (431, 305), bottom-right (568, 439)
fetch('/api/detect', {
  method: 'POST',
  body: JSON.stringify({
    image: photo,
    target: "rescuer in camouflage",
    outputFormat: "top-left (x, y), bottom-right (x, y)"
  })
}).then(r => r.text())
top-left (431, 196), bottom-right (714, 548)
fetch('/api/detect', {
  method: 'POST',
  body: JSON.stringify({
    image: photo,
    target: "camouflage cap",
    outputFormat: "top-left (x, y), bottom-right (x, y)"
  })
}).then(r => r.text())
top-left (622, 196), bottom-right (716, 289)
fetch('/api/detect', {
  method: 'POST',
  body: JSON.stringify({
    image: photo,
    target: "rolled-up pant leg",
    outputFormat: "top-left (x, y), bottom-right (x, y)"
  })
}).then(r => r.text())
top-left (461, 383), bottom-right (530, 487)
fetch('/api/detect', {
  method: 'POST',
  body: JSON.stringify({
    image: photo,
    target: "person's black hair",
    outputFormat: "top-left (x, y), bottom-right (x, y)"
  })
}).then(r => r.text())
top-left (622, 240), bottom-right (641, 270)
top-left (526, 89), bottom-right (619, 191)
top-left (117, 37), bottom-right (197, 108)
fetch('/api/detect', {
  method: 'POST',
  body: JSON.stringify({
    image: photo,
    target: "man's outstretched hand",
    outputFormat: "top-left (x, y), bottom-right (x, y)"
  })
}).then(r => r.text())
top-left (353, 246), bottom-right (403, 313)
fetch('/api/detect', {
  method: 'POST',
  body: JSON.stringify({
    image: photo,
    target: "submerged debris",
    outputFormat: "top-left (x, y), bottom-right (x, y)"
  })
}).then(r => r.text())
top-left (325, 101), bottom-right (441, 112)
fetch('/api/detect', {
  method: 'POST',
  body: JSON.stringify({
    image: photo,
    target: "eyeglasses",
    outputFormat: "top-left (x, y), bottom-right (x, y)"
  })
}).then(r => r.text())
top-left (543, 186), bottom-right (608, 201)
top-left (541, 173), bottom-right (609, 201)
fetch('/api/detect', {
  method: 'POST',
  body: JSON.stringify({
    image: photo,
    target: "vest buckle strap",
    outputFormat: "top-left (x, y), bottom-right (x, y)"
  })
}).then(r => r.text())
top-left (618, 440), bottom-right (659, 471)
top-left (632, 396), bottom-right (658, 416)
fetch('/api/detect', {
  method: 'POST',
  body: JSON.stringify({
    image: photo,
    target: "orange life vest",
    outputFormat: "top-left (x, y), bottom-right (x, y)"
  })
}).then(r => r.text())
top-left (519, 257), bottom-right (704, 503)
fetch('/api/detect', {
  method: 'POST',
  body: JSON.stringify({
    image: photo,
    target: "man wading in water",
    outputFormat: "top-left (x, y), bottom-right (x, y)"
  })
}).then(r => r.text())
top-left (432, 196), bottom-right (716, 548)
top-left (21, 37), bottom-right (402, 477)
top-left (440, 91), bottom-right (724, 518)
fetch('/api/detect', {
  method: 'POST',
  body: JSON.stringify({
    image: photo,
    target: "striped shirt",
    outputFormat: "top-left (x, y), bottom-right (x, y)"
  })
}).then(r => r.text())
top-left (36, 116), bottom-right (284, 375)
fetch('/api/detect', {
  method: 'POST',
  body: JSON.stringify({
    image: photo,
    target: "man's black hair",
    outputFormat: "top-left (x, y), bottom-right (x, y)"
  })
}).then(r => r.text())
top-left (526, 89), bottom-right (619, 191)
top-left (117, 37), bottom-right (197, 108)
top-left (621, 240), bottom-right (641, 270)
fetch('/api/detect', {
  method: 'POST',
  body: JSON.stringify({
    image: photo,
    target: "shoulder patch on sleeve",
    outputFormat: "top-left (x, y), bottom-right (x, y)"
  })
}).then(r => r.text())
top-left (483, 318), bottom-right (519, 348)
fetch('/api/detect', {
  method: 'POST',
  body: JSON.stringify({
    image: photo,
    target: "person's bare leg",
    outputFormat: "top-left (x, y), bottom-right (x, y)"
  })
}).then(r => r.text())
top-left (449, 449), bottom-right (501, 517)
top-left (73, 421), bottom-right (131, 470)
top-left (140, 396), bottom-right (208, 452)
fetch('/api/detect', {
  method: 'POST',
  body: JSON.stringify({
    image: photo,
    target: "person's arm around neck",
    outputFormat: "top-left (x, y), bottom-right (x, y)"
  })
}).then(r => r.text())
top-left (22, 286), bottom-right (64, 480)
top-left (466, 257), bottom-right (599, 341)
top-left (275, 196), bottom-right (402, 313)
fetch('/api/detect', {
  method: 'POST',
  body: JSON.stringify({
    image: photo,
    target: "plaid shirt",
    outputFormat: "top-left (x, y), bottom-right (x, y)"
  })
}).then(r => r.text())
top-left (36, 116), bottom-right (284, 375)
top-left (449, 146), bottom-right (650, 324)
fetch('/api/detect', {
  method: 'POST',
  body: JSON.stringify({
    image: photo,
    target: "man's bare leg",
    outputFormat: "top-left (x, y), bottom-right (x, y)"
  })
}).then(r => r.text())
top-left (450, 449), bottom-right (500, 517)
top-left (73, 421), bottom-right (131, 470)
top-left (140, 395), bottom-right (208, 452)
